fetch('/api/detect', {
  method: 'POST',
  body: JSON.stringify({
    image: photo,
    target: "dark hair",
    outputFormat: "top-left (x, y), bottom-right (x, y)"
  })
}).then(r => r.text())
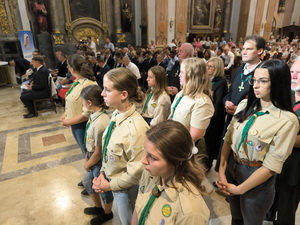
top-left (146, 120), bottom-right (206, 194)
top-left (244, 35), bottom-right (266, 52)
top-left (147, 66), bottom-right (168, 101)
top-left (105, 68), bottom-right (144, 103)
top-left (32, 56), bottom-right (44, 64)
top-left (67, 54), bottom-right (96, 81)
top-left (236, 59), bottom-right (294, 122)
top-left (80, 85), bottom-right (108, 109)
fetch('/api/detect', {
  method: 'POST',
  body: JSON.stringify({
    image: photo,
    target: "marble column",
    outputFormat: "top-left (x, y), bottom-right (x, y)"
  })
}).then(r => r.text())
top-left (113, 0), bottom-right (122, 33)
top-left (48, 0), bottom-right (65, 34)
top-left (223, 0), bottom-right (232, 35)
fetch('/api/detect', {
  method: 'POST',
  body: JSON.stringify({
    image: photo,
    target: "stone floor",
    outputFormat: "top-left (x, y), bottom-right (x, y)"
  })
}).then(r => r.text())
top-left (0, 86), bottom-right (298, 225)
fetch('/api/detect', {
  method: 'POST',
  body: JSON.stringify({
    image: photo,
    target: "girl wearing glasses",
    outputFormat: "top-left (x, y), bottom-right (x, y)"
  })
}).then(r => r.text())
top-left (217, 59), bottom-right (299, 225)
top-left (141, 66), bottom-right (171, 126)
top-left (132, 120), bottom-right (210, 225)
top-left (92, 68), bottom-right (149, 225)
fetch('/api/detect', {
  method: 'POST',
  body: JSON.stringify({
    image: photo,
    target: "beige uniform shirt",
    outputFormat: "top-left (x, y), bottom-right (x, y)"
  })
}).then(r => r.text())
top-left (85, 110), bottom-right (110, 153)
top-left (65, 78), bottom-right (97, 119)
top-left (135, 171), bottom-right (210, 225)
top-left (171, 90), bottom-right (214, 130)
top-left (101, 104), bottom-right (149, 191)
top-left (142, 91), bottom-right (171, 126)
top-left (224, 100), bottom-right (299, 173)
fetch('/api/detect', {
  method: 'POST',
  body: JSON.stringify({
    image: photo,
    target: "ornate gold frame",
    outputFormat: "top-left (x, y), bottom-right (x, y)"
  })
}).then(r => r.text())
top-left (190, 0), bottom-right (214, 30)
top-left (0, 0), bottom-right (17, 34)
top-left (63, 0), bottom-right (108, 41)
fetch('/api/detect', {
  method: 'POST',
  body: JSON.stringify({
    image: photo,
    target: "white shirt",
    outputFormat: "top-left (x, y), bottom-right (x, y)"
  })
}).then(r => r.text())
top-left (88, 41), bottom-right (96, 56)
top-left (126, 62), bottom-right (141, 79)
top-left (222, 51), bottom-right (235, 69)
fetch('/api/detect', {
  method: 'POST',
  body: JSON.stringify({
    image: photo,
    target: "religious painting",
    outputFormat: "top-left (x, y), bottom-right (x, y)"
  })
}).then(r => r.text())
top-left (69, 0), bottom-right (100, 21)
top-left (190, 0), bottom-right (213, 29)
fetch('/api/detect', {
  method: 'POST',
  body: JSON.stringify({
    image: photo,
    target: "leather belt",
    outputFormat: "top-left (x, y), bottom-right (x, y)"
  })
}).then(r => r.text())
top-left (233, 153), bottom-right (262, 167)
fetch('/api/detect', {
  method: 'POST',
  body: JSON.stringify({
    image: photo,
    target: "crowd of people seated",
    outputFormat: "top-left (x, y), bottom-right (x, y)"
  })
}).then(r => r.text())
top-left (7, 34), bottom-right (300, 225)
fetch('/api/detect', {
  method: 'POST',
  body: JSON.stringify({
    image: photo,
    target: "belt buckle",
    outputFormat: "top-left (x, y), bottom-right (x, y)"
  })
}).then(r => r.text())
top-left (240, 158), bottom-right (250, 166)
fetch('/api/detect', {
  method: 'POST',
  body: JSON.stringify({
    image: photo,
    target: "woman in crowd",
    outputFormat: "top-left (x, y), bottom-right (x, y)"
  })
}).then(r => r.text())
top-left (169, 57), bottom-right (214, 153)
top-left (132, 120), bottom-right (210, 225)
top-left (60, 54), bottom-right (97, 154)
top-left (59, 54), bottom-right (97, 193)
top-left (80, 85), bottom-right (113, 225)
top-left (217, 59), bottom-right (299, 225)
top-left (92, 68), bottom-right (149, 225)
top-left (205, 57), bottom-right (228, 170)
top-left (141, 66), bottom-right (171, 126)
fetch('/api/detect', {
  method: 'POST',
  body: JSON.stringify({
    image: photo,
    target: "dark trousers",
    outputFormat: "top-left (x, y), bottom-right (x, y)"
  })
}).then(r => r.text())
top-left (268, 178), bottom-right (300, 225)
top-left (20, 91), bottom-right (48, 114)
top-left (226, 153), bottom-right (276, 225)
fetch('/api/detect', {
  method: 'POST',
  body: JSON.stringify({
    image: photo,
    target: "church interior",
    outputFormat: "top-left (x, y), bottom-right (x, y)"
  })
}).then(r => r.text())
top-left (0, 0), bottom-right (300, 224)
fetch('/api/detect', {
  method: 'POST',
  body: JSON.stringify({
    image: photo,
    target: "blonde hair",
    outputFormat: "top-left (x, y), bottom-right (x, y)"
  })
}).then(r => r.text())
top-left (207, 57), bottom-right (225, 78)
top-left (182, 57), bottom-right (212, 99)
top-left (105, 68), bottom-right (144, 103)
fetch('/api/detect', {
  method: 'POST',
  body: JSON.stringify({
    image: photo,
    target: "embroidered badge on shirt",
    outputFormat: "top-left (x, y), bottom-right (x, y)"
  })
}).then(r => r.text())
top-left (109, 155), bottom-right (115, 162)
top-left (255, 144), bottom-right (263, 151)
top-left (162, 204), bottom-right (172, 217)
top-left (139, 185), bottom-right (145, 194)
top-left (250, 129), bottom-right (258, 136)
top-left (151, 103), bottom-right (157, 108)
top-left (246, 140), bottom-right (253, 146)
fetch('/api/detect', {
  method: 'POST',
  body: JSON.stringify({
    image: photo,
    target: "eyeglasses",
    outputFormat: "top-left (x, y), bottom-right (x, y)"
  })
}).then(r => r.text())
top-left (206, 65), bottom-right (215, 69)
top-left (248, 78), bottom-right (270, 86)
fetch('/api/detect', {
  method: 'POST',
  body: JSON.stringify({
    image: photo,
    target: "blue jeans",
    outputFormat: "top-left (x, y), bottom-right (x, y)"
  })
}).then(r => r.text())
top-left (112, 185), bottom-right (138, 225)
top-left (71, 121), bottom-right (87, 154)
top-left (82, 161), bottom-right (113, 204)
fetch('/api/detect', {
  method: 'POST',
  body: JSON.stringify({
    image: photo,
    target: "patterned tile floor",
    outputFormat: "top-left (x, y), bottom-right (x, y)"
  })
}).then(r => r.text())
top-left (0, 87), bottom-right (298, 225)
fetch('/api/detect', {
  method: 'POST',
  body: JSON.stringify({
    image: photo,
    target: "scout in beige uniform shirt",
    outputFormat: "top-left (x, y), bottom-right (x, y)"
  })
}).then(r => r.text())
top-left (65, 78), bottom-right (97, 120)
top-left (101, 104), bottom-right (149, 191)
top-left (170, 90), bottom-right (214, 131)
top-left (224, 99), bottom-right (299, 173)
top-left (142, 91), bottom-right (171, 126)
top-left (85, 110), bottom-right (110, 153)
top-left (135, 171), bottom-right (210, 225)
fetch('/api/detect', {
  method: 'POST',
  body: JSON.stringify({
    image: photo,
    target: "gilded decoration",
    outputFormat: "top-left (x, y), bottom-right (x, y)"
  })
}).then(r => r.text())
top-left (63, 0), bottom-right (108, 41)
top-left (8, 0), bottom-right (17, 33)
top-left (0, 1), bottom-right (11, 34)
top-left (190, 0), bottom-right (214, 31)
top-left (73, 27), bottom-right (100, 42)
top-left (116, 33), bottom-right (126, 43)
top-left (53, 34), bottom-right (65, 45)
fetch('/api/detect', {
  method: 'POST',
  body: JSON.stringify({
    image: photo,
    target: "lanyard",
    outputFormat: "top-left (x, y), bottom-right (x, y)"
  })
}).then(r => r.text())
top-left (170, 94), bottom-right (184, 120)
top-left (102, 113), bottom-right (117, 162)
top-left (142, 92), bottom-right (153, 114)
top-left (84, 111), bottom-right (105, 147)
top-left (65, 81), bottom-right (79, 96)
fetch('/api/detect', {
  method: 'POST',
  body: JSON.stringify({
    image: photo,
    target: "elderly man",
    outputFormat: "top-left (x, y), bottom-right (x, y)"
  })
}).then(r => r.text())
top-left (267, 60), bottom-right (300, 225)
top-left (222, 44), bottom-right (235, 80)
top-left (167, 42), bottom-right (194, 102)
top-left (123, 55), bottom-right (141, 80)
top-left (20, 56), bottom-right (50, 118)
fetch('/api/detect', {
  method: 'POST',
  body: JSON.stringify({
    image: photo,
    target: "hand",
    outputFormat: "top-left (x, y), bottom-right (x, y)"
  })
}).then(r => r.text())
top-left (83, 154), bottom-right (90, 171)
top-left (218, 182), bottom-right (243, 195)
top-left (25, 82), bottom-right (33, 90)
top-left (225, 101), bottom-right (237, 115)
top-left (216, 172), bottom-right (232, 196)
top-left (92, 172), bottom-right (111, 192)
top-left (167, 86), bottom-right (178, 96)
top-left (59, 118), bottom-right (69, 127)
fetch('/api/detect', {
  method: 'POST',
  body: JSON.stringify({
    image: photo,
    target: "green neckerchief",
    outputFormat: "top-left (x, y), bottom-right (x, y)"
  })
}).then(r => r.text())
top-left (170, 94), bottom-right (184, 120)
top-left (65, 81), bottom-right (80, 96)
top-left (102, 113), bottom-right (117, 162)
top-left (237, 111), bottom-right (269, 152)
top-left (142, 92), bottom-right (153, 114)
top-left (138, 185), bottom-right (161, 225)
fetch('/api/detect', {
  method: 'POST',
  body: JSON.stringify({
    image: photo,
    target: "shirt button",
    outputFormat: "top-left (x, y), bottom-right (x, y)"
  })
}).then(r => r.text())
top-left (250, 129), bottom-right (258, 136)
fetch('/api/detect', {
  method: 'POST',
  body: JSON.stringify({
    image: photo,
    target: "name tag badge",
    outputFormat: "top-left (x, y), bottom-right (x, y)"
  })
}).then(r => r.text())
top-left (109, 155), bottom-right (115, 162)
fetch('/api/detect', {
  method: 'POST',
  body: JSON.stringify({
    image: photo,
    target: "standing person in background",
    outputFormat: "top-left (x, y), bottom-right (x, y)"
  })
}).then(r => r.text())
top-left (141, 66), bottom-right (171, 126)
top-left (59, 54), bottom-right (97, 194)
top-left (215, 35), bottom-right (265, 172)
top-left (217, 59), bottom-right (299, 225)
top-left (84, 37), bottom-right (97, 56)
top-left (169, 57), bottom-right (214, 151)
top-left (131, 120), bottom-right (210, 225)
top-left (167, 43), bottom-right (194, 102)
top-left (104, 37), bottom-right (115, 53)
top-left (92, 68), bottom-right (149, 225)
top-left (80, 85), bottom-right (114, 225)
top-left (205, 57), bottom-right (228, 170)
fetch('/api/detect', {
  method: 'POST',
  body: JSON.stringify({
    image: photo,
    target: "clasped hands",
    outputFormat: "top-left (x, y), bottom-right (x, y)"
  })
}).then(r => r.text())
top-left (92, 172), bottom-right (111, 193)
top-left (216, 173), bottom-right (243, 196)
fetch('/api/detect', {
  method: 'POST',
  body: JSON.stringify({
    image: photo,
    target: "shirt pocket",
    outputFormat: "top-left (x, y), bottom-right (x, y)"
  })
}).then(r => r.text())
top-left (247, 130), bottom-right (274, 156)
top-left (107, 144), bottom-right (125, 171)
top-left (177, 109), bottom-right (191, 119)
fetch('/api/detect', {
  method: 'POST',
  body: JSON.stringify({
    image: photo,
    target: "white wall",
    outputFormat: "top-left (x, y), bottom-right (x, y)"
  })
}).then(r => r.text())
top-left (290, 0), bottom-right (300, 25)
top-left (230, 0), bottom-right (241, 41)
top-left (168, 0), bottom-right (176, 45)
top-left (17, 0), bottom-right (31, 30)
top-left (134, 0), bottom-right (142, 45)
top-left (147, 0), bottom-right (156, 45)
top-left (246, 0), bottom-right (257, 36)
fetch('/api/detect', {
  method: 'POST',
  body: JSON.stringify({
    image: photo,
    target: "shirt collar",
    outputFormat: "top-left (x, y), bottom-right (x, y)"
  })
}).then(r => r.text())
top-left (90, 109), bottom-right (105, 122)
top-left (113, 104), bottom-right (136, 125)
top-left (36, 65), bottom-right (43, 71)
top-left (77, 78), bottom-right (87, 84)
top-left (262, 103), bottom-right (280, 119)
top-left (152, 177), bottom-right (183, 203)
